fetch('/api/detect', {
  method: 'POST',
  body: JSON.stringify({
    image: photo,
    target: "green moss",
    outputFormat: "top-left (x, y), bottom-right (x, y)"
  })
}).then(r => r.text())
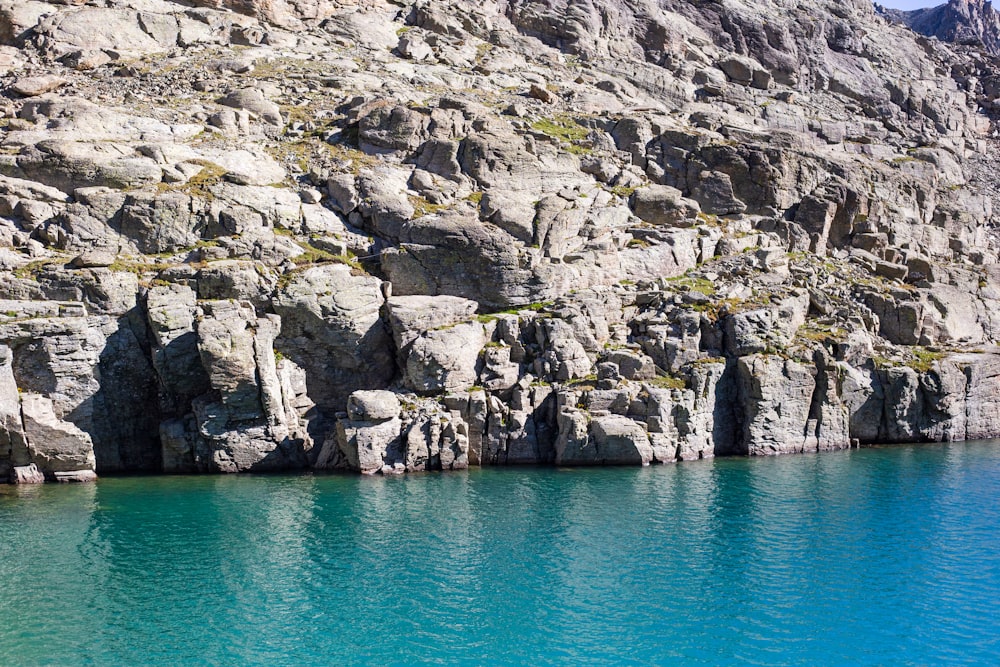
top-left (667, 273), bottom-right (716, 296)
top-left (466, 191), bottom-right (484, 204)
top-left (477, 301), bottom-right (552, 323)
top-left (530, 115), bottom-right (591, 154)
top-left (13, 259), bottom-right (60, 280)
top-left (796, 320), bottom-right (844, 343)
top-left (409, 195), bottom-right (449, 218)
top-left (292, 242), bottom-right (364, 271)
top-left (521, 301), bottom-right (552, 312)
top-left (646, 374), bottom-right (687, 390)
top-left (607, 185), bottom-right (637, 198)
top-left (152, 159), bottom-right (226, 197)
top-left (911, 347), bottom-right (945, 373)
top-left (688, 356), bottom-right (726, 366)
top-left (696, 212), bottom-right (720, 226)
top-left (871, 355), bottom-right (895, 370)
top-left (872, 347), bottom-right (946, 373)
top-left (568, 374), bottom-right (598, 391)
top-left (108, 259), bottom-right (169, 275)
top-left (475, 42), bottom-right (493, 59)
top-left (175, 160), bottom-right (227, 198)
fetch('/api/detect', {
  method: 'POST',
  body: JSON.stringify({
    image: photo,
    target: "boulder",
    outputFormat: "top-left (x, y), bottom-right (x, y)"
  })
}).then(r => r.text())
top-left (187, 301), bottom-right (310, 472)
top-left (217, 88), bottom-right (283, 126)
top-left (11, 464), bottom-right (44, 484)
top-left (590, 414), bottom-right (653, 465)
top-left (20, 393), bottom-right (96, 477)
top-left (346, 390), bottom-right (401, 422)
top-left (272, 264), bottom-right (394, 411)
top-left (555, 410), bottom-right (653, 466)
top-left (335, 417), bottom-right (403, 475)
top-left (737, 356), bottom-right (816, 456)
top-left (33, 8), bottom-right (174, 56)
top-left (405, 321), bottom-right (492, 394)
top-left (692, 171), bottom-right (746, 216)
top-left (0, 344), bottom-right (27, 479)
top-left (631, 185), bottom-right (700, 226)
top-left (11, 75), bottom-right (66, 98)
top-left (386, 295), bottom-right (479, 353)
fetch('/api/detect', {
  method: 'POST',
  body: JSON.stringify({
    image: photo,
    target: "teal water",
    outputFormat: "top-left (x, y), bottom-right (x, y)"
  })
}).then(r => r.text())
top-left (2, 442), bottom-right (1000, 666)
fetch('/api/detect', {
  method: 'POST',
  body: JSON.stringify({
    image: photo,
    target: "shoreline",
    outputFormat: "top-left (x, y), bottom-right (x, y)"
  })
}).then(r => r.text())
top-left (7, 435), bottom-right (996, 486)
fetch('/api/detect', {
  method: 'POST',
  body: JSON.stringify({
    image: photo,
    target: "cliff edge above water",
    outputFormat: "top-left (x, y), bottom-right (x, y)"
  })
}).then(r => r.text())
top-left (3, 0), bottom-right (1000, 481)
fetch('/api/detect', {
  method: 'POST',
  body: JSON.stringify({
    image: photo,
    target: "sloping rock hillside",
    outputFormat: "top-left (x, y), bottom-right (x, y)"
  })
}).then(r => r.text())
top-left (880, 0), bottom-right (1000, 56)
top-left (4, 0), bottom-right (1000, 481)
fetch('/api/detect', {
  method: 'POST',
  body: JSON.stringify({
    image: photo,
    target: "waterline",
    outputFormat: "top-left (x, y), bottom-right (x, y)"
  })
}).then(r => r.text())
top-left (3, 442), bottom-right (1000, 665)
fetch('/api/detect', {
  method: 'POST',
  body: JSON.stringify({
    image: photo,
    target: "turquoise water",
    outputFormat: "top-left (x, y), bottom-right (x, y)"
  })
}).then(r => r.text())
top-left (2, 443), bottom-right (1000, 666)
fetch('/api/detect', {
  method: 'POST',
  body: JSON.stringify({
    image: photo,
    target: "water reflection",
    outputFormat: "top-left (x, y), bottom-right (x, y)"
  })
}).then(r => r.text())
top-left (0, 482), bottom-right (102, 664)
top-left (2, 443), bottom-right (1000, 666)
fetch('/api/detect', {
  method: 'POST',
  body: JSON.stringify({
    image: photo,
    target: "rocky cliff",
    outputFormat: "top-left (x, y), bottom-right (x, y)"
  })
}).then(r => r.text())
top-left (3, 0), bottom-right (1000, 481)
top-left (880, 0), bottom-right (1000, 56)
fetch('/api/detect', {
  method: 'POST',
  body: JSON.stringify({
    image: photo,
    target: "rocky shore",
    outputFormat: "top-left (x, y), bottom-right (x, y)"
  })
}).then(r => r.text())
top-left (3, 0), bottom-right (1000, 482)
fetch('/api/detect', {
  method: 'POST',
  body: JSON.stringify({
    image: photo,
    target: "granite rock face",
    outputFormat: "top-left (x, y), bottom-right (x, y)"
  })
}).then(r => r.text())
top-left (4, 0), bottom-right (1000, 480)
top-left (882, 0), bottom-right (1000, 56)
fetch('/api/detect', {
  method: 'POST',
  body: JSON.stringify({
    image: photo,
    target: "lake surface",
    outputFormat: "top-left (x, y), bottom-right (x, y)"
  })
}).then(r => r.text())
top-left (2, 442), bottom-right (1000, 666)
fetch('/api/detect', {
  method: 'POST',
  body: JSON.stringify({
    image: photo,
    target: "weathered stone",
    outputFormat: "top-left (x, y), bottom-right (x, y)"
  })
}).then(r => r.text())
top-left (0, 344), bottom-right (27, 480)
top-left (405, 321), bottom-right (492, 394)
top-left (631, 185), bottom-right (700, 226)
top-left (20, 393), bottom-right (96, 477)
top-left (556, 410), bottom-right (652, 466)
top-left (589, 414), bottom-right (653, 465)
top-left (11, 75), bottom-right (66, 98)
top-left (69, 251), bottom-right (115, 268)
top-left (692, 171), bottom-right (746, 216)
top-left (737, 356), bottom-right (816, 456)
top-left (217, 88), bottom-right (282, 126)
top-left (336, 417), bottom-right (403, 475)
top-left (11, 464), bottom-right (44, 484)
top-left (346, 390), bottom-right (400, 422)
top-left (0, 0), bottom-right (998, 482)
top-left (272, 264), bottom-right (394, 412)
top-left (386, 295), bottom-right (479, 354)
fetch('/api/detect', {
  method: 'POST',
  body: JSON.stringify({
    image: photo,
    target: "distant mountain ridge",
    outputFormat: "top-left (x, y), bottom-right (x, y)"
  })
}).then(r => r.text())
top-left (878, 0), bottom-right (1000, 54)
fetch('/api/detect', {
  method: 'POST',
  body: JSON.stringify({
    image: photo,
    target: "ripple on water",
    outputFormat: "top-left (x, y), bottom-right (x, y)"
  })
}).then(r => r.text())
top-left (2, 442), bottom-right (1000, 665)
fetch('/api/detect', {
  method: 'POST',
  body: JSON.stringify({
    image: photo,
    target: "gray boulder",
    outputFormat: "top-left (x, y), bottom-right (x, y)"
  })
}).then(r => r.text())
top-left (631, 185), bottom-right (701, 227)
top-left (555, 410), bottom-right (652, 466)
top-left (404, 321), bottom-right (492, 394)
top-left (347, 391), bottom-right (401, 422)
top-left (272, 264), bottom-right (394, 411)
top-left (218, 88), bottom-right (283, 126)
top-left (20, 393), bottom-right (96, 479)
